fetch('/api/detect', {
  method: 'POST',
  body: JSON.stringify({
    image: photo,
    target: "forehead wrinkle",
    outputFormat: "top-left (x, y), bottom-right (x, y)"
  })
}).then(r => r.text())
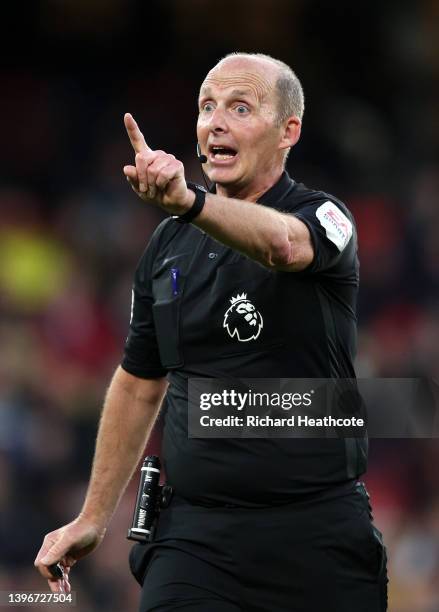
top-left (200, 86), bottom-right (255, 101)
top-left (201, 70), bottom-right (273, 103)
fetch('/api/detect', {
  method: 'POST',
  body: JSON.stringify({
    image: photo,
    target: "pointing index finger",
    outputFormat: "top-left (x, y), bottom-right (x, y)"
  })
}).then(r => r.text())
top-left (124, 113), bottom-right (151, 154)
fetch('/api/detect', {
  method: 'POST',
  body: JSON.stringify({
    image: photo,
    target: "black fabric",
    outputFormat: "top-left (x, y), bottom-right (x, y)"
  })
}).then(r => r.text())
top-left (130, 484), bottom-right (388, 612)
top-left (122, 171), bottom-right (359, 379)
top-left (122, 220), bottom-right (171, 379)
top-left (121, 171), bottom-right (365, 505)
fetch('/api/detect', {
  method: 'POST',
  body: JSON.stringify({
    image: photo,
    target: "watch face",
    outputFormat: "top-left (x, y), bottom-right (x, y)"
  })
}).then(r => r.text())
top-left (187, 182), bottom-right (207, 193)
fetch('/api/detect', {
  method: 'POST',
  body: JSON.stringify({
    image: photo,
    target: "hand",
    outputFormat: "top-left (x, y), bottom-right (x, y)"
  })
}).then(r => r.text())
top-left (34, 517), bottom-right (105, 593)
top-left (123, 113), bottom-right (195, 215)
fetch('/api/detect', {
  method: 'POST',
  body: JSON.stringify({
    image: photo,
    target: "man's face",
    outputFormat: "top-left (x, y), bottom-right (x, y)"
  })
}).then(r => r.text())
top-left (197, 58), bottom-right (285, 194)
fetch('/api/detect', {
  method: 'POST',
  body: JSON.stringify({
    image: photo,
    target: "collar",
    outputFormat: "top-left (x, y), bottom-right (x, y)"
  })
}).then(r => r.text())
top-left (209, 171), bottom-right (295, 209)
top-left (256, 171), bottom-right (295, 208)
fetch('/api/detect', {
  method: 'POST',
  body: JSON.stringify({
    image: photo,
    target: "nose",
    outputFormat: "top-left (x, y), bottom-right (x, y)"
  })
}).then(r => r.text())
top-left (208, 106), bottom-right (228, 133)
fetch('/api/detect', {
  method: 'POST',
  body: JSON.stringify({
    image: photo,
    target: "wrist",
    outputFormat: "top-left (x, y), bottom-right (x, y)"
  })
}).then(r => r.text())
top-left (176, 182), bottom-right (207, 224)
top-left (181, 188), bottom-right (196, 212)
top-left (78, 507), bottom-right (111, 532)
top-left (164, 189), bottom-right (195, 216)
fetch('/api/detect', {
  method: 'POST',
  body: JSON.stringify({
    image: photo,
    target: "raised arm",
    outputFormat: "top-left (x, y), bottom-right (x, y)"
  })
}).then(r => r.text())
top-left (34, 366), bottom-right (167, 592)
top-left (122, 113), bottom-right (313, 272)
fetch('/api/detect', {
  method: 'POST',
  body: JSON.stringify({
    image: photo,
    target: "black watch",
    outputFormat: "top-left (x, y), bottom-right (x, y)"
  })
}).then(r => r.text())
top-left (176, 182), bottom-right (208, 224)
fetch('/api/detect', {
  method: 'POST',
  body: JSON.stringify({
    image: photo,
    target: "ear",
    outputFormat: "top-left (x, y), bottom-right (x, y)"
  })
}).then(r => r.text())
top-left (278, 115), bottom-right (301, 152)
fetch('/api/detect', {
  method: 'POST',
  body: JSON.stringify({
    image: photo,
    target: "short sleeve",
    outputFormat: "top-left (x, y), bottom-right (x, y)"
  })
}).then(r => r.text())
top-left (121, 223), bottom-right (168, 379)
top-left (294, 199), bottom-right (355, 274)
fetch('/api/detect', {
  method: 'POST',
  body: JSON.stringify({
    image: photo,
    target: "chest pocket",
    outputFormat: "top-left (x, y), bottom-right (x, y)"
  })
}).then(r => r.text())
top-left (209, 260), bottom-right (285, 356)
top-left (151, 254), bottom-right (192, 368)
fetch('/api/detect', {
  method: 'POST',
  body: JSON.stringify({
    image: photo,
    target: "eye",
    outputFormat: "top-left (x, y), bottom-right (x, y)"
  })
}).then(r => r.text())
top-left (235, 105), bottom-right (249, 114)
top-left (201, 102), bottom-right (214, 113)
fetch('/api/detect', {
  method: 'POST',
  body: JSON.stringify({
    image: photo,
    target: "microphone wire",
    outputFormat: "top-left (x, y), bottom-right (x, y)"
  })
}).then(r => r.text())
top-left (196, 144), bottom-right (211, 191)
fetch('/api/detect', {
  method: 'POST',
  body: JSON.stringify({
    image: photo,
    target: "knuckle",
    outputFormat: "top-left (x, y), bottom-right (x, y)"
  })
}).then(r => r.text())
top-left (159, 167), bottom-right (172, 179)
top-left (136, 152), bottom-right (150, 164)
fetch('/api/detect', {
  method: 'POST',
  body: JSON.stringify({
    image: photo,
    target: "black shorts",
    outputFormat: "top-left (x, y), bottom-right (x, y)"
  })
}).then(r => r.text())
top-left (129, 483), bottom-right (388, 612)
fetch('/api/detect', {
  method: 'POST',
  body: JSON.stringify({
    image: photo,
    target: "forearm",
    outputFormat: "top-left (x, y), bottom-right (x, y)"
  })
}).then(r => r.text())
top-left (80, 366), bottom-right (167, 528)
top-left (122, 114), bottom-right (312, 269)
top-left (192, 192), bottom-right (293, 267)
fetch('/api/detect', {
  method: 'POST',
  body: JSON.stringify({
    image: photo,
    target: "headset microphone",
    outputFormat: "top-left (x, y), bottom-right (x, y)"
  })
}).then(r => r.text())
top-left (196, 143), bottom-right (210, 190)
top-left (196, 143), bottom-right (208, 164)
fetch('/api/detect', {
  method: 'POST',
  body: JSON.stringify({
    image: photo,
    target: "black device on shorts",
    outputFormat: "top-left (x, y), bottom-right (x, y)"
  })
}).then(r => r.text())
top-left (127, 455), bottom-right (173, 543)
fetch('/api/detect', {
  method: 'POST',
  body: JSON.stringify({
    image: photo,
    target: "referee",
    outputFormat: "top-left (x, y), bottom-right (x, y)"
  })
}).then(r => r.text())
top-left (35, 53), bottom-right (388, 611)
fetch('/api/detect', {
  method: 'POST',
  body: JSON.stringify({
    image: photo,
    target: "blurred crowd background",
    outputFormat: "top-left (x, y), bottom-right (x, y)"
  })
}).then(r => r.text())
top-left (0, 0), bottom-right (438, 610)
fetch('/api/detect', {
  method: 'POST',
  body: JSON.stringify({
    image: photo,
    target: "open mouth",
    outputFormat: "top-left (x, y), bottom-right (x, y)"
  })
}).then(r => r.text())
top-left (209, 145), bottom-right (238, 161)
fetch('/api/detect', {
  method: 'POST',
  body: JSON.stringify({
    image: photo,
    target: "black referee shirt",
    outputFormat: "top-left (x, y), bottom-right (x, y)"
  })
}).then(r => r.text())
top-left (122, 171), bottom-right (366, 506)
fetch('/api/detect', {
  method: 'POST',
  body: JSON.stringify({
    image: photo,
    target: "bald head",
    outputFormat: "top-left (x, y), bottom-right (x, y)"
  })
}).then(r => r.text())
top-left (207, 52), bottom-right (305, 126)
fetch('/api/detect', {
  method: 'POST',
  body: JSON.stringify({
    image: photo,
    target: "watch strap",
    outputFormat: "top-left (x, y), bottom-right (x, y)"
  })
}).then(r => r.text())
top-left (176, 182), bottom-right (207, 224)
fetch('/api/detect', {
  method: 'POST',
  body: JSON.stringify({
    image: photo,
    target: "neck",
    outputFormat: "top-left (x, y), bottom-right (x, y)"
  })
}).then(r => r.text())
top-left (216, 168), bottom-right (284, 202)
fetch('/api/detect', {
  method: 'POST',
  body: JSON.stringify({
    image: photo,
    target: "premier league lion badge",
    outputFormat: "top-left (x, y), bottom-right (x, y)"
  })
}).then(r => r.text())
top-left (223, 293), bottom-right (263, 342)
